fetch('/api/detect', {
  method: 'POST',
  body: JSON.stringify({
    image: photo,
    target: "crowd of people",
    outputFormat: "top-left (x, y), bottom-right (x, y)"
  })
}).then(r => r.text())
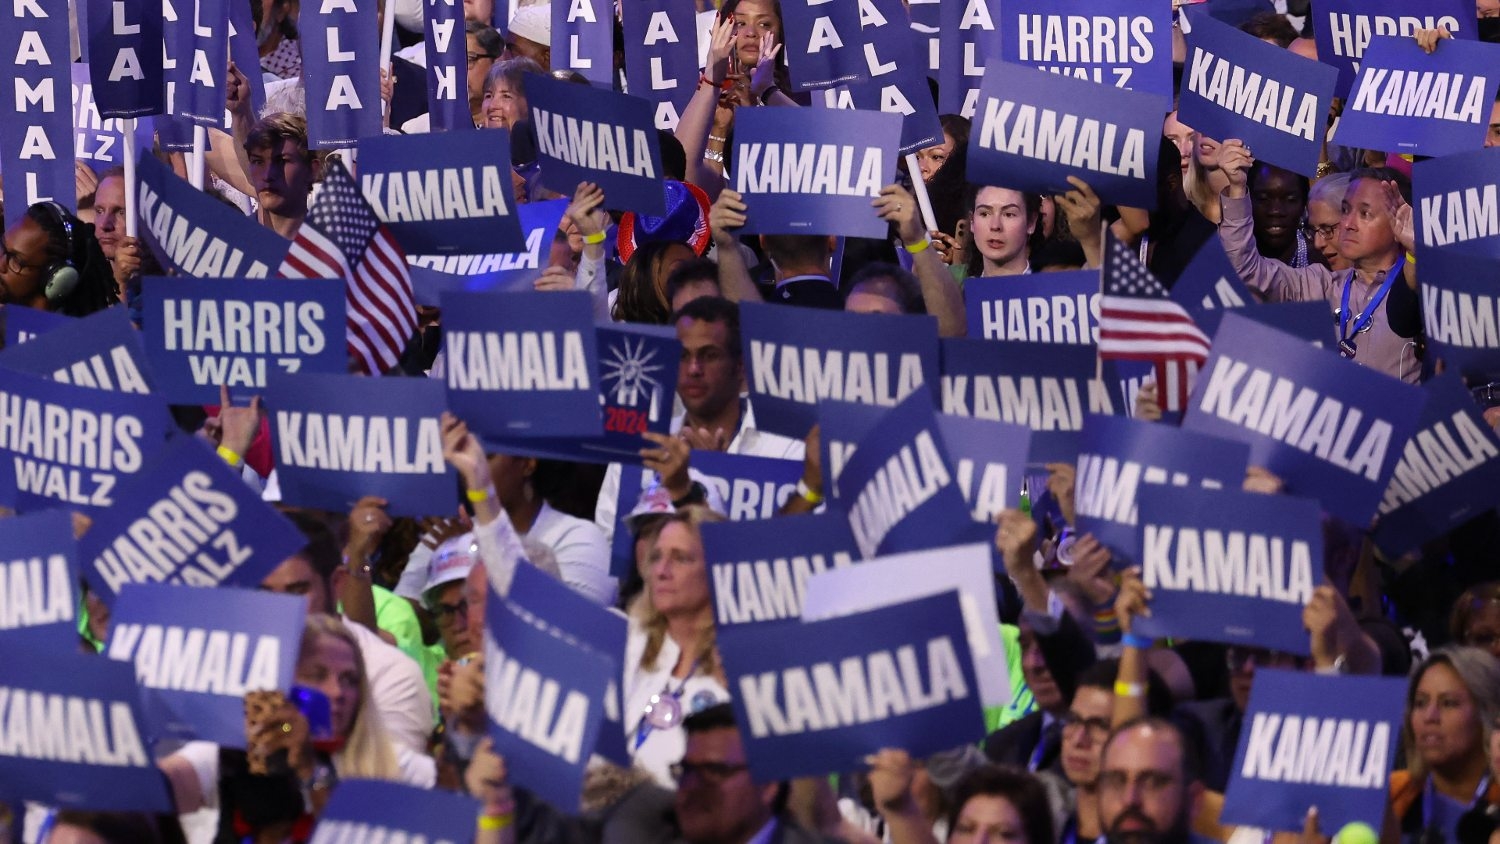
top-left (4, 0), bottom-right (1500, 842)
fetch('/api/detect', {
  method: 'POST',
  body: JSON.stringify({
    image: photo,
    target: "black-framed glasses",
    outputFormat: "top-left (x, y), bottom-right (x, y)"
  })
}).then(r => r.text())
top-left (433, 597), bottom-right (469, 624)
top-left (671, 761), bottom-right (749, 784)
top-left (1059, 711), bottom-right (1111, 739)
top-left (467, 52), bottom-right (489, 67)
top-left (1306, 223), bottom-right (1338, 241)
top-left (1, 241), bottom-right (41, 275)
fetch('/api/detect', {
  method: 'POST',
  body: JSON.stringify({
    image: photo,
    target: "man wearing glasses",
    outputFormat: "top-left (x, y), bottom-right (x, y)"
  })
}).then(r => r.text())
top-left (1098, 719), bottom-right (1213, 844)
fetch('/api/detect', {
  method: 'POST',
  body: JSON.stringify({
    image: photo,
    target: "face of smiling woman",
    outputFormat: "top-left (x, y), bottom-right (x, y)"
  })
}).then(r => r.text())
top-left (0, 215), bottom-right (58, 310)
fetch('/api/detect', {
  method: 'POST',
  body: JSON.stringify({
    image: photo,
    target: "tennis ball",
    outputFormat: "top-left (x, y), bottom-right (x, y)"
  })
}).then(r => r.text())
top-left (1336, 821), bottom-right (1379, 844)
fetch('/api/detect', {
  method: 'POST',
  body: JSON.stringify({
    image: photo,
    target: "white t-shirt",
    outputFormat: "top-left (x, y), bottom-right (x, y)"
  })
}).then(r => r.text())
top-left (345, 617), bottom-right (436, 755)
top-left (623, 617), bottom-right (729, 789)
top-left (523, 502), bottom-right (616, 606)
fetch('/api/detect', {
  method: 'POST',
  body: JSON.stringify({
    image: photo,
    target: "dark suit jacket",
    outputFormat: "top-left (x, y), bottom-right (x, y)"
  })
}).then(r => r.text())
top-left (982, 710), bottom-right (1051, 770)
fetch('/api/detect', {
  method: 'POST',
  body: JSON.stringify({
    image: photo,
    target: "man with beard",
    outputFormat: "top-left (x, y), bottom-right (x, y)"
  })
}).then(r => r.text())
top-left (1097, 719), bottom-right (1211, 844)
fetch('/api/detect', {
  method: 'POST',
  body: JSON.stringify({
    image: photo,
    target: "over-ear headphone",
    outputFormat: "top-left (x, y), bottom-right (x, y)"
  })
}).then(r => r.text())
top-left (37, 201), bottom-right (79, 304)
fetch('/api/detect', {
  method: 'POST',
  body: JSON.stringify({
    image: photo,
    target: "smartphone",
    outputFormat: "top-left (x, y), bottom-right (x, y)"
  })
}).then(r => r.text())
top-left (288, 685), bottom-right (335, 746)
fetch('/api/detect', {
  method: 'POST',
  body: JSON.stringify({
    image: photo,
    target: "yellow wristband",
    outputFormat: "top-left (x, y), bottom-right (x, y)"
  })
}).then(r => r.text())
top-left (466, 486), bottom-right (495, 504)
top-left (796, 478), bottom-right (823, 506)
top-left (478, 814), bottom-right (514, 831)
top-left (1406, 251), bottom-right (1416, 265)
top-left (216, 445), bottom-right (243, 468)
top-left (583, 231), bottom-right (606, 245)
top-left (1114, 680), bottom-right (1145, 698)
top-left (902, 236), bottom-right (932, 254)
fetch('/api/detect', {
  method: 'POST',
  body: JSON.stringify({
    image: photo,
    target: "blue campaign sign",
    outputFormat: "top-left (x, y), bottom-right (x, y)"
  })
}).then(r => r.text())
top-left (226, 0), bottom-right (266, 117)
top-left (622, 0), bottom-right (701, 132)
top-left (423, 0), bottom-right (469, 132)
top-left (86, 0), bottom-right (166, 117)
top-left (1374, 375), bottom-right (1500, 556)
top-left (4, 306), bottom-right (73, 346)
top-left (442, 290), bottom-right (603, 440)
top-left (1196, 302), bottom-right (1333, 352)
top-left (1222, 669), bottom-right (1405, 833)
top-left (718, 590), bottom-right (984, 782)
top-left (967, 61), bottom-right (1165, 209)
top-left (964, 270), bottom-right (1098, 343)
top-left (820, 61), bottom-right (944, 156)
top-left (938, 0), bottom-right (1001, 118)
top-left (834, 392), bottom-right (972, 558)
top-left (1169, 238), bottom-right (1253, 326)
top-left (940, 338), bottom-right (1123, 464)
top-left (999, 0), bottom-right (1173, 100)
top-left (1414, 148), bottom-right (1500, 261)
top-left (1073, 414), bottom-right (1250, 568)
top-left (702, 511), bottom-right (860, 631)
top-left (733, 107), bottom-right (901, 239)
top-left (300, 0), bottom-right (382, 148)
top-left (1421, 247), bottom-right (1500, 378)
top-left (487, 323), bottom-right (680, 466)
top-left (1132, 485), bottom-right (1320, 655)
top-left (1313, 0), bottom-right (1475, 99)
top-left (407, 199), bottom-right (569, 306)
top-left (1179, 11), bottom-right (1335, 178)
top-left (166, 0), bottom-right (229, 127)
top-left (78, 436), bottom-right (307, 603)
top-left (0, 368), bottom-right (171, 515)
top-left (0, 643), bottom-right (173, 812)
top-left (0, 0), bottom-right (76, 228)
top-left (506, 563), bottom-right (629, 766)
top-left (1183, 312), bottom-right (1426, 525)
top-left (137, 154), bottom-right (289, 279)
top-left (359, 130), bottom-right (525, 256)
top-left (741, 303), bottom-right (940, 439)
top-left (0, 509), bottom-right (79, 653)
top-left (314, 780), bottom-right (479, 844)
top-left (0, 307), bottom-right (155, 394)
top-left (1334, 36), bottom-right (1500, 158)
top-left (817, 398), bottom-right (882, 497)
top-left (908, 0), bottom-right (941, 76)
top-left (693, 451), bottom-right (805, 522)
top-left (106, 584), bottom-right (305, 747)
top-left (267, 372), bottom-right (457, 516)
top-left (554, 0), bottom-right (612, 87)
top-left (141, 277), bottom-right (347, 405)
top-left (483, 591), bottom-right (610, 812)
top-left (527, 73), bottom-right (667, 217)
top-left (779, 0), bottom-right (868, 91)
top-left (73, 65), bottom-right (158, 173)
top-left (937, 414), bottom-right (1032, 523)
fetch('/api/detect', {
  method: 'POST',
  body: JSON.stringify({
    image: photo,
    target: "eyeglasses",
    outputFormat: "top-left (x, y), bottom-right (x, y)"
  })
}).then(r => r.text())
top-left (432, 597), bottom-right (469, 624)
top-left (1307, 223), bottom-right (1339, 242)
top-left (671, 760), bottom-right (749, 784)
top-left (1, 240), bottom-right (41, 275)
top-left (1060, 711), bottom-right (1112, 740)
top-left (467, 52), bottom-right (491, 67)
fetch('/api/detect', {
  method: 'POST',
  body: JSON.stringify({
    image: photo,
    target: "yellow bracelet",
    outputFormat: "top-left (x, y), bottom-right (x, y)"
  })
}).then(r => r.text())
top-left (902, 236), bottom-right (932, 254)
top-left (466, 486), bottom-right (495, 503)
top-left (583, 231), bottom-right (606, 245)
top-left (216, 445), bottom-right (243, 467)
top-left (1406, 251), bottom-right (1416, 265)
top-left (479, 814), bottom-right (514, 831)
top-left (1114, 680), bottom-right (1145, 698)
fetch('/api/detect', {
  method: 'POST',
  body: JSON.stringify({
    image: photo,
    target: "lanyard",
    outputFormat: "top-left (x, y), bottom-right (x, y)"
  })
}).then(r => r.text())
top-left (1423, 773), bottom-right (1492, 833)
top-left (1337, 263), bottom-right (1399, 357)
top-left (632, 658), bottom-right (700, 751)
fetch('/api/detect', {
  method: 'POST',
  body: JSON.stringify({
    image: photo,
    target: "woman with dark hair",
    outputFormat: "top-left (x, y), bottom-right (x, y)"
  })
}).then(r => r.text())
top-left (612, 239), bottom-right (700, 325)
top-left (914, 114), bottom-right (971, 185)
top-left (0, 201), bottom-right (116, 317)
top-left (869, 751), bottom-right (1057, 844)
top-left (956, 185), bottom-right (1044, 283)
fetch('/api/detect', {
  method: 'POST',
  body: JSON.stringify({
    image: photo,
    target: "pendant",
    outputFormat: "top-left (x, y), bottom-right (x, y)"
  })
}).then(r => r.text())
top-left (1338, 338), bottom-right (1358, 359)
top-left (643, 692), bottom-right (684, 730)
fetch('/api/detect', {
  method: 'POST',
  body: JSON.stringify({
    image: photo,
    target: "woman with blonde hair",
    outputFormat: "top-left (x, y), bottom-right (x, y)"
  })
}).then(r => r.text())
top-left (160, 613), bottom-right (435, 843)
top-left (625, 506), bottom-right (730, 787)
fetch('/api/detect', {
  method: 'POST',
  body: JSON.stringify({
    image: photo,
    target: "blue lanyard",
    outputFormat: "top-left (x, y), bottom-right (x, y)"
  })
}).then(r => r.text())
top-left (632, 658), bottom-right (700, 751)
top-left (1338, 263), bottom-right (1400, 344)
top-left (1423, 773), bottom-right (1491, 833)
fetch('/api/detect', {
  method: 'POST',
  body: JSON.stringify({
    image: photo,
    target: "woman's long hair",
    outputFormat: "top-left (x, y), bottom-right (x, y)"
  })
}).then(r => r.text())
top-left (633, 507), bottom-right (725, 678)
top-left (1402, 646), bottom-right (1500, 784)
top-left (301, 614), bottom-right (400, 781)
top-left (611, 240), bottom-right (681, 324)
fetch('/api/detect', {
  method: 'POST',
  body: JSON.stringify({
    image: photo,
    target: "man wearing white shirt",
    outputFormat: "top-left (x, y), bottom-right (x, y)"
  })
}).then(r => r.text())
top-left (594, 297), bottom-right (804, 541)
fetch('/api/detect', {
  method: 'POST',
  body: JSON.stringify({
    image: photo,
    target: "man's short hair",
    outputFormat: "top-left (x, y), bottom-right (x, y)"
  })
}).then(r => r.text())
top-left (683, 702), bottom-right (738, 735)
top-left (467, 21), bottom-right (503, 58)
top-left (1347, 165), bottom-right (1412, 205)
top-left (672, 295), bottom-right (741, 361)
top-left (843, 262), bottom-right (926, 315)
top-left (665, 257), bottom-right (721, 305)
top-left (1239, 12), bottom-right (1297, 47)
top-left (760, 234), bottom-right (831, 269)
top-left (1102, 716), bottom-right (1199, 785)
top-left (244, 112), bottom-right (313, 159)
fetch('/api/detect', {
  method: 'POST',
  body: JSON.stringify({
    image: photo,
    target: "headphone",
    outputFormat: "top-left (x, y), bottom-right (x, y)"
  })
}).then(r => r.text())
top-left (36, 201), bottom-right (79, 303)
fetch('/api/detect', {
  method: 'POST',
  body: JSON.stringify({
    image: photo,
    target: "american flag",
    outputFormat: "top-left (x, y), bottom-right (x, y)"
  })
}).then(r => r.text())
top-left (1098, 232), bottom-right (1212, 413)
top-left (278, 159), bottom-right (417, 375)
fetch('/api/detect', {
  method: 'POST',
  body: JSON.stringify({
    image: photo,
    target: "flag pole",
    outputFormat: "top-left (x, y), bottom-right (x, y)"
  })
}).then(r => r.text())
top-left (903, 152), bottom-right (938, 235)
top-left (123, 119), bottom-right (139, 238)
top-left (190, 124), bottom-right (207, 190)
